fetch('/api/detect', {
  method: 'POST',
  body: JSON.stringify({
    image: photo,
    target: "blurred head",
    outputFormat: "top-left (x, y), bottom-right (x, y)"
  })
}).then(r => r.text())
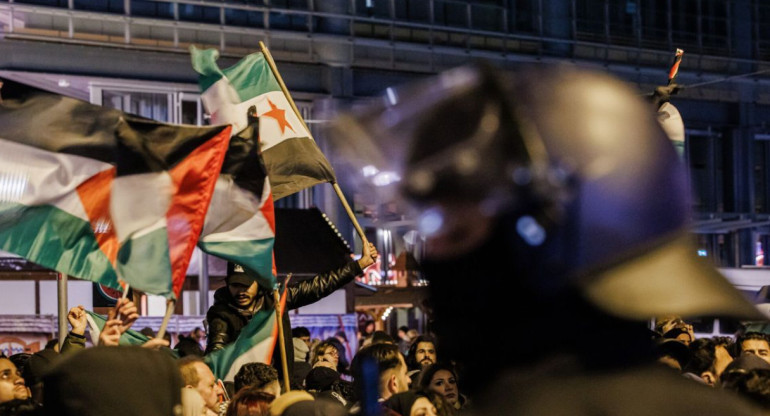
top-left (225, 387), bottom-right (274, 416)
top-left (0, 358), bottom-right (28, 403)
top-left (685, 338), bottom-right (734, 387)
top-left (383, 390), bottom-right (438, 416)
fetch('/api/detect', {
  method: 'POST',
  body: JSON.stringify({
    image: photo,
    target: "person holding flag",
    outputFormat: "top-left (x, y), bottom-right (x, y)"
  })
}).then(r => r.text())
top-left (205, 242), bottom-right (378, 380)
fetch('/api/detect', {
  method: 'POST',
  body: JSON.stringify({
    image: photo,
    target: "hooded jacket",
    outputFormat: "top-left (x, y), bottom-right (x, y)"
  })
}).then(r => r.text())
top-left (205, 260), bottom-right (363, 377)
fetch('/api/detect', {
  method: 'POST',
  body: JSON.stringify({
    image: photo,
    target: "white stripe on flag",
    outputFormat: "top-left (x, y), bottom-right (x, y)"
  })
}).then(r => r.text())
top-left (224, 336), bottom-right (276, 382)
top-left (0, 137), bottom-right (113, 222)
top-left (110, 172), bottom-right (173, 243)
top-left (199, 176), bottom-right (273, 243)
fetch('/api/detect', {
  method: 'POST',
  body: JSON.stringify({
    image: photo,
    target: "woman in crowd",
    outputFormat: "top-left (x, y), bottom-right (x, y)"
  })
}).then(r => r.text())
top-left (418, 363), bottom-right (468, 411)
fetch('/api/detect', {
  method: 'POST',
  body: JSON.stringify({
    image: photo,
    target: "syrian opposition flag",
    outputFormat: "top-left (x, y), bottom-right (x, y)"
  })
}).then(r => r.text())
top-left (0, 79), bottom-right (231, 297)
top-left (190, 46), bottom-right (336, 200)
top-left (197, 121), bottom-right (277, 290)
top-left (111, 117), bottom-right (231, 298)
top-left (205, 284), bottom-right (288, 382)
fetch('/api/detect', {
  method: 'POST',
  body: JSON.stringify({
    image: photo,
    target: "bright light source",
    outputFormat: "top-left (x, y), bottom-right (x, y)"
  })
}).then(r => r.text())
top-left (385, 87), bottom-right (398, 106)
top-left (372, 171), bottom-right (400, 187)
top-left (697, 249), bottom-right (708, 257)
top-left (418, 209), bottom-right (444, 236)
top-left (516, 215), bottom-right (546, 246)
top-left (362, 165), bottom-right (379, 177)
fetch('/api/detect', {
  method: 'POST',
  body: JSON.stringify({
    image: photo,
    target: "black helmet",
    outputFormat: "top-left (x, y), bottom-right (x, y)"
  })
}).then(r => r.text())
top-left (328, 62), bottom-right (762, 322)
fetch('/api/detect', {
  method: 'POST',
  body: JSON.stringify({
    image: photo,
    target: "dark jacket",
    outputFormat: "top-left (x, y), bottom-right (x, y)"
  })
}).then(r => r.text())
top-left (205, 260), bottom-right (363, 378)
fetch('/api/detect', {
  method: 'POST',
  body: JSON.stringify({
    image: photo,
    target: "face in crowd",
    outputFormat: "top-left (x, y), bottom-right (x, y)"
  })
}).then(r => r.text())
top-left (228, 280), bottom-right (259, 308)
top-left (192, 361), bottom-right (224, 412)
top-left (415, 342), bottom-right (437, 369)
top-left (742, 338), bottom-right (770, 364)
top-left (0, 358), bottom-right (29, 403)
top-left (428, 369), bottom-right (458, 406)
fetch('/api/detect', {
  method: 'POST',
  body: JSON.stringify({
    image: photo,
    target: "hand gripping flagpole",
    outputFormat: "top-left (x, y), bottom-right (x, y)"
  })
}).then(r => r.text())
top-left (273, 273), bottom-right (292, 393)
top-left (258, 41), bottom-right (369, 247)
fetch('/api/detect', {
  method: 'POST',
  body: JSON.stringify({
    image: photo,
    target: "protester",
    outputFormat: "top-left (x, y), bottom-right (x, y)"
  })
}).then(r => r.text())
top-left (382, 390), bottom-right (439, 416)
top-left (349, 342), bottom-right (411, 415)
top-left (182, 387), bottom-right (208, 416)
top-left (311, 341), bottom-right (341, 371)
top-left (43, 346), bottom-right (182, 416)
top-left (0, 356), bottom-right (30, 404)
top-left (304, 365), bottom-right (355, 408)
top-left (737, 332), bottom-right (770, 364)
top-left (205, 242), bottom-right (378, 384)
top-left (328, 62), bottom-right (769, 414)
top-left (178, 356), bottom-right (226, 416)
top-left (225, 387), bottom-right (274, 416)
top-left (268, 390), bottom-right (346, 416)
top-left (233, 363), bottom-right (281, 397)
top-left (406, 335), bottom-right (437, 384)
top-left (418, 363), bottom-right (468, 411)
top-left (291, 337), bottom-right (312, 390)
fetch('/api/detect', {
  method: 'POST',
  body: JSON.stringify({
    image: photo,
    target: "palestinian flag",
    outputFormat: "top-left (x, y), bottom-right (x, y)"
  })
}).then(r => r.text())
top-left (198, 121), bottom-right (277, 290)
top-left (84, 310), bottom-right (151, 346)
top-left (205, 284), bottom-right (288, 382)
top-left (190, 46), bottom-right (336, 200)
top-left (0, 80), bottom-right (124, 289)
top-left (0, 79), bottom-right (231, 298)
top-left (112, 117), bottom-right (231, 298)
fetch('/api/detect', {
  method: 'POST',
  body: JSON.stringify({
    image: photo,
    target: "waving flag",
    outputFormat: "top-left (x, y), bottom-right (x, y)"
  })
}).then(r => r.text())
top-left (205, 284), bottom-right (288, 382)
top-left (0, 79), bottom-right (231, 297)
top-left (190, 45), bottom-right (336, 200)
top-left (112, 117), bottom-right (231, 298)
top-left (197, 121), bottom-right (277, 290)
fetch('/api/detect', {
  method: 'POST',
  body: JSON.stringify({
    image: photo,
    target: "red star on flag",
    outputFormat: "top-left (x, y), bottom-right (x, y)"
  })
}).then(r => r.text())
top-left (261, 98), bottom-right (295, 134)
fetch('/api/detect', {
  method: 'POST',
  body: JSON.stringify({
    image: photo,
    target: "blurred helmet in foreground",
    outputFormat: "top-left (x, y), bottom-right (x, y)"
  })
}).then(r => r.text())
top-left (327, 62), bottom-right (762, 322)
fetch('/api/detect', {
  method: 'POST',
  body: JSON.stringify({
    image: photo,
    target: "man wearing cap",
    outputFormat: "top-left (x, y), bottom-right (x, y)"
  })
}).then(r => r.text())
top-left (329, 63), bottom-right (768, 414)
top-left (205, 242), bottom-right (378, 376)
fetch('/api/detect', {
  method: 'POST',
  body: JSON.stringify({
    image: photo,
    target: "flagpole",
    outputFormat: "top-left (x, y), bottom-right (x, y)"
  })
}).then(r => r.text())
top-left (57, 273), bottom-right (68, 351)
top-left (273, 273), bottom-right (292, 393)
top-left (258, 41), bottom-right (369, 246)
top-left (156, 299), bottom-right (175, 341)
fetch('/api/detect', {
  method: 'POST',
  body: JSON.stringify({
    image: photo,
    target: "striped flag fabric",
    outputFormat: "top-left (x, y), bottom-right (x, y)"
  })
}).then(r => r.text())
top-left (197, 121), bottom-right (277, 290)
top-left (0, 79), bottom-right (125, 289)
top-left (112, 116), bottom-right (231, 298)
top-left (205, 285), bottom-right (288, 382)
top-left (190, 46), bottom-right (336, 200)
top-left (0, 79), bottom-right (231, 298)
top-left (85, 310), bottom-right (151, 346)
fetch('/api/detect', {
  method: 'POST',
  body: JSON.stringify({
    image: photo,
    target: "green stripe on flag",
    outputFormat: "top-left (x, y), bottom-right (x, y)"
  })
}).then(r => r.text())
top-left (191, 47), bottom-right (281, 101)
top-left (0, 202), bottom-right (119, 288)
top-left (117, 227), bottom-right (174, 298)
top-left (198, 238), bottom-right (275, 290)
top-left (85, 310), bottom-right (152, 346)
top-left (204, 307), bottom-right (277, 381)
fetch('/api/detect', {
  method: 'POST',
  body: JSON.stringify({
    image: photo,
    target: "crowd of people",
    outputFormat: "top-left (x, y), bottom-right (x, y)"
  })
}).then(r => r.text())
top-left (0, 296), bottom-right (467, 416)
top-left (4, 58), bottom-right (770, 415)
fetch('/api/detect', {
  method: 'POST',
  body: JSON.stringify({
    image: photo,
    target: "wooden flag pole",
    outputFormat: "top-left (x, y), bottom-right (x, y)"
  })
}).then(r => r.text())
top-left (156, 299), bottom-right (176, 340)
top-left (258, 41), bottom-right (369, 246)
top-left (273, 273), bottom-right (293, 392)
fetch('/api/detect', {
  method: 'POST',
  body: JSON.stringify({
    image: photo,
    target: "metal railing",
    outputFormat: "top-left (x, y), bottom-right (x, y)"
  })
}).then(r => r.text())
top-left (0, 0), bottom-right (768, 75)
